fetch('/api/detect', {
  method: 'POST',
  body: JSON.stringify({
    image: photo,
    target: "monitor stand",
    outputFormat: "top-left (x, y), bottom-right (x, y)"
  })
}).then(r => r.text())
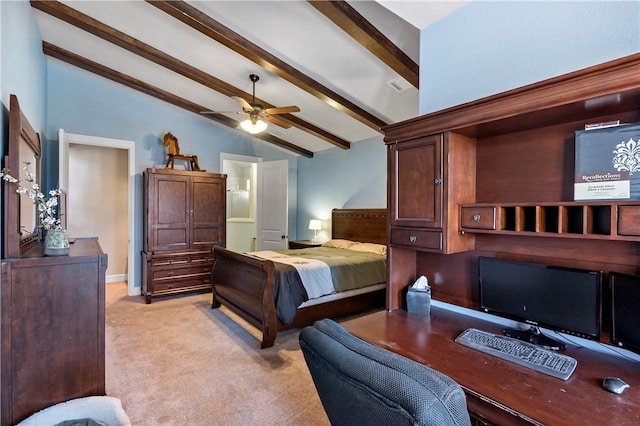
top-left (502, 326), bottom-right (566, 350)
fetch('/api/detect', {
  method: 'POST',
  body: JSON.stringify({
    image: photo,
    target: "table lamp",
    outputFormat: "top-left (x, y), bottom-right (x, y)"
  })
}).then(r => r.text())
top-left (309, 219), bottom-right (322, 242)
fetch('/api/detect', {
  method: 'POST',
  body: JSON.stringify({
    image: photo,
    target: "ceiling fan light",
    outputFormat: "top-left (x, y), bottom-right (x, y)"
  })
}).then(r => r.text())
top-left (240, 118), bottom-right (268, 134)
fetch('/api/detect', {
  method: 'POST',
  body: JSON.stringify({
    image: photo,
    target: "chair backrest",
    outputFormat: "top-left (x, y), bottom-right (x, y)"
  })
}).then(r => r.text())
top-left (299, 319), bottom-right (472, 426)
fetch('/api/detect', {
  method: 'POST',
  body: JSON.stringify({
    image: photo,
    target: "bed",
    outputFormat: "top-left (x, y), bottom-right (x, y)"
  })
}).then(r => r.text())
top-left (211, 208), bottom-right (387, 348)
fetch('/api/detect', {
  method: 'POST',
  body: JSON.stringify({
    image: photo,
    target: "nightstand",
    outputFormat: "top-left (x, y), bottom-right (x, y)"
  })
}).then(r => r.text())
top-left (288, 240), bottom-right (323, 249)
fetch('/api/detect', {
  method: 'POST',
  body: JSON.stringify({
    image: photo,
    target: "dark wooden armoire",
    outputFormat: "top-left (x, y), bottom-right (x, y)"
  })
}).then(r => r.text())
top-left (141, 168), bottom-right (226, 303)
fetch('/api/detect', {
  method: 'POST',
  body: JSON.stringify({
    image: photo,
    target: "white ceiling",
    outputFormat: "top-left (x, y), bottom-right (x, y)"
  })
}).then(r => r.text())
top-left (32, 1), bottom-right (463, 157)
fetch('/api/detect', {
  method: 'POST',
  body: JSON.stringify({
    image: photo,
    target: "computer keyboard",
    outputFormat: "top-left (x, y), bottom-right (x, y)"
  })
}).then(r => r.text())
top-left (455, 328), bottom-right (577, 380)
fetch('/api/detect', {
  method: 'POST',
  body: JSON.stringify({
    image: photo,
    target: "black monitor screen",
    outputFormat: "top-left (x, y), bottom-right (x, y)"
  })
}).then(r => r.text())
top-left (611, 272), bottom-right (640, 354)
top-left (479, 257), bottom-right (601, 340)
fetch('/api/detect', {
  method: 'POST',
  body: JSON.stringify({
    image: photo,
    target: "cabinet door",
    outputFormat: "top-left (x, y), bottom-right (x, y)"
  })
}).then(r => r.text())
top-left (390, 134), bottom-right (443, 228)
top-left (149, 173), bottom-right (190, 252)
top-left (191, 175), bottom-right (226, 250)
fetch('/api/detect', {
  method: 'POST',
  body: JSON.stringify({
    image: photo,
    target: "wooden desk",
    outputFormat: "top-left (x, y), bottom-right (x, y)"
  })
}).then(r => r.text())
top-left (342, 308), bottom-right (640, 426)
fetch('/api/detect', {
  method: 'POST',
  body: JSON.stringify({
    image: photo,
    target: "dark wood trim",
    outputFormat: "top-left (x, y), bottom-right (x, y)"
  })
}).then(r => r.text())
top-left (30, 1), bottom-right (340, 152)
top-left (42, 42), bottom-right (314, 158)
top-left (147, 0), bottom-right (387, 132)
top-left (383, 53), bottom-right (640, 142)
top-left (4, 95), bottom-right (42, 259)
top-left (307, 0), bottom-right (419, 89)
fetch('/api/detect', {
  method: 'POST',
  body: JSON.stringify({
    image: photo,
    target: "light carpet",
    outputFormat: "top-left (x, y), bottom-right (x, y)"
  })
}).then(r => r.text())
top-left (105, 282), bottom-right (329, 425)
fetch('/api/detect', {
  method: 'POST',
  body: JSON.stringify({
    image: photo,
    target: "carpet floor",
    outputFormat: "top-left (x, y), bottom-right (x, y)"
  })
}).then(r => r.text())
top-left (105, 282), bottom-right (329, 425)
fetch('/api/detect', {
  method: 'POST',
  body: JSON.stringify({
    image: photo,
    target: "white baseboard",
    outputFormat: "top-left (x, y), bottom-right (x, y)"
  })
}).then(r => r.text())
top-left (106, 274), bottom-right (127, 283)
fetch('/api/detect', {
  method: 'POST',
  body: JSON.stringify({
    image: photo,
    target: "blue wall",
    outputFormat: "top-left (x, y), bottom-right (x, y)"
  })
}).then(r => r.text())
top-left (296, 135), bottom-right (386, 241)
top-left (420, 1), bottom-right (640, 114)
top-left (0, 0), bottom-right (47, 253)
top-left (46, 60), bottom-right (299, 288)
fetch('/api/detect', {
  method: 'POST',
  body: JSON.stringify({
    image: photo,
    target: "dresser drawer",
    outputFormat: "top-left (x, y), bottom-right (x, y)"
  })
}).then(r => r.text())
top-left (151, 265), bottom-right (211, 281)
top-left (460, 206), bottom-right (496, 230)
top-left (152, 274), bottom-right (212, 292)
top-left (390, 228), bottom-right (442, 251)
top-left (151, 253), bottom-right (213, 268)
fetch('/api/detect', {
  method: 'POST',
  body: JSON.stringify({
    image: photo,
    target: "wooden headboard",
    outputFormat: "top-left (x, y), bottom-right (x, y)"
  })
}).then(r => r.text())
top-left (331, 208), bottom-right (387, 245)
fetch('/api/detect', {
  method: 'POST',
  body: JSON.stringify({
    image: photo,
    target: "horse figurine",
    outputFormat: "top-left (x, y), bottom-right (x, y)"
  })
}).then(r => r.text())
top-left (162, 132), bottom-right (202, 171)
top-left (163, 132), bottom-right (180, 156)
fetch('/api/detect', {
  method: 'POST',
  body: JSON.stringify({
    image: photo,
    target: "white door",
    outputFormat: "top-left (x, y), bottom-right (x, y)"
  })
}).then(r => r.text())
top-left (59, 129), bottom-right (137, 295)
top-left (256, 159), bottom-right (288, 250)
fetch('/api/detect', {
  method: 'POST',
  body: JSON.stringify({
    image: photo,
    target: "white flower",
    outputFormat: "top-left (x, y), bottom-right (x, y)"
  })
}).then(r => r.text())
top-left (1, 162), bottom-right (63, 231)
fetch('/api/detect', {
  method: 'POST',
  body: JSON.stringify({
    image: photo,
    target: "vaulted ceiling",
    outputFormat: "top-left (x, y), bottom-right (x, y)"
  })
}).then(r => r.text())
top-left (31, 1), bottom-right (460, 158)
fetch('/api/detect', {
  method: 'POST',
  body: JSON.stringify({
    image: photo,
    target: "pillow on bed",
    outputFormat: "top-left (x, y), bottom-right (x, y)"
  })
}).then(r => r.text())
top-left (346, 242), bottom-right (387, 256)
top-left (322, 239), bottom-right (357, 249)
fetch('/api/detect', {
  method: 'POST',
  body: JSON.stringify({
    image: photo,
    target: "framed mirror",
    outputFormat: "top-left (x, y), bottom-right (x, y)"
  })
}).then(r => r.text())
top-left (3, 94), bottom-right (42, 258)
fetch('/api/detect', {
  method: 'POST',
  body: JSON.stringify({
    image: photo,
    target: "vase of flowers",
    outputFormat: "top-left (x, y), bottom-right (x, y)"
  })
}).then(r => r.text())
top-left (1, 162), bottom-right (69, 255)
top-left (44, 228), bottom-right (70, 256)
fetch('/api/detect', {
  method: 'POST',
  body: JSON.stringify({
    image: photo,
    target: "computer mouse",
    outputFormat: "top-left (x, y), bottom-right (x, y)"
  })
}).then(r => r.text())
top-left (602, 377), bottom-right (630, 394)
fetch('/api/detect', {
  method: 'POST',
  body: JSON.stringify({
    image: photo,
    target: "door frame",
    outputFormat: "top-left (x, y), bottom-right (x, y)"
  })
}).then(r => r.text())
top-left (59, 129), bottom-right (137, 295)
top-left (221, 153), bottom-right (261, 251)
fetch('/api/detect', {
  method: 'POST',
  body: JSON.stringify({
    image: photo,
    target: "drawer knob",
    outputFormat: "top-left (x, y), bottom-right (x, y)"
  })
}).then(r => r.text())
top-left (409, 235), bottom-right (417, 242)
top-left (473, 214), bottom-right (481, 222)
top-left (434, 178), bottom-right (442, 185)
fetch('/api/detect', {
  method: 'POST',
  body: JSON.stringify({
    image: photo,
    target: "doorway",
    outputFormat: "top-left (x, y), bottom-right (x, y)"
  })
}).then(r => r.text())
top-left (59, 130), bottom-right (136, 295)
top-left (221, 153), bottom-right (260, 252)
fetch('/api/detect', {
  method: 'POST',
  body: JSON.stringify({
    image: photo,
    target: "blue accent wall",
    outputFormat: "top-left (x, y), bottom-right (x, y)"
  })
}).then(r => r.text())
top-left (420, 1), bottom-right (640, 114)
top-left (45, 60), bottom-right (298, 287)
top-left (1, 0), bottom-right (47, 254)
top-left (296, 135), bottom-right (386, 241)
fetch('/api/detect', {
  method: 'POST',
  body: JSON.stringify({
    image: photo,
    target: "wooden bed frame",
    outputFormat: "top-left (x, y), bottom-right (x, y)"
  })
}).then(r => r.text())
top-left (211, 208), bottom-right (387, 348)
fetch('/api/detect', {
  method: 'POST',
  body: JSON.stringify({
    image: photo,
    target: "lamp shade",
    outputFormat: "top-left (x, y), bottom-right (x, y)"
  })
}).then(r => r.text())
top-left (240, 118), bottom-right (268, 134)
top-left (308, 219), bottom-right (322, 231)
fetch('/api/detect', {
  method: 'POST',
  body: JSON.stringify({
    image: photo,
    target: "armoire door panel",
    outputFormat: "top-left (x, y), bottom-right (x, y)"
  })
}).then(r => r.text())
top-left (156, 178), bottom-right (189, 225)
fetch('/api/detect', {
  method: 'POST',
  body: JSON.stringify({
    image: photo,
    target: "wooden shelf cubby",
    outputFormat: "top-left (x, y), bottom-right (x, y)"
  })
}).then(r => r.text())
top-left (460, 201), bottom-right (640, 240)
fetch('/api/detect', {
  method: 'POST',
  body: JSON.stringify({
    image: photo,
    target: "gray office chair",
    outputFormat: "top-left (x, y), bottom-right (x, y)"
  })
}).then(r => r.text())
top-left (299, 319), bottom-right (471, 426)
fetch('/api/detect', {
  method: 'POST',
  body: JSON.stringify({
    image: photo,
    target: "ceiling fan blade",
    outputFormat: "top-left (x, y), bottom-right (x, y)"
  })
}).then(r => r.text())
top-left (264, 105), bottom-right (300, 115)
top-left (200, 110), bottom-right (243, 115)
top-left (231, 96), bottom-right (253, 111)
top-left (264, 115), bottom-right (292, 129)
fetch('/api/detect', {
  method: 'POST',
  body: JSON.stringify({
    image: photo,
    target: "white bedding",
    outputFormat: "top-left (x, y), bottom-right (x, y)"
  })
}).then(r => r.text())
top-left (249, 250), bottom-right (335, 299)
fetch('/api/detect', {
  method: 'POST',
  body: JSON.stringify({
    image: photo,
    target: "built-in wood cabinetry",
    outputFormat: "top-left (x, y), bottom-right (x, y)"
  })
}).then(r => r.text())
top-left (142, 168), bottom-right (226, 303)
top-left (387, 132), bottom-right (476, 253)
top-left (383, 53), bottom-right (640, 323)
top-left (460, 201), bottom-right (640, 240)
top-left (1, 239), bottom-right (107, 425)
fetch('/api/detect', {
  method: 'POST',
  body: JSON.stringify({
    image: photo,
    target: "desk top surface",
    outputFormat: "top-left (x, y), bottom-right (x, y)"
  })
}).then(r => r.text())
top-left (342, 307), bottom-right (640, 426)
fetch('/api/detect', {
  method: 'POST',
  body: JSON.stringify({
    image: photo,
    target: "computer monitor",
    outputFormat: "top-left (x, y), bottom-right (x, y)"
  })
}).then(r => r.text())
top-left (479, 257), bottom-right (602, 350)
top-left (610, 272), bottom-right (640, 355)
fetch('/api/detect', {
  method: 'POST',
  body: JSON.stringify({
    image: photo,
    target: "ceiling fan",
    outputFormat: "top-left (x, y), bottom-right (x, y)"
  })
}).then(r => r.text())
top-left (202, 74), bottom-right (300, 134)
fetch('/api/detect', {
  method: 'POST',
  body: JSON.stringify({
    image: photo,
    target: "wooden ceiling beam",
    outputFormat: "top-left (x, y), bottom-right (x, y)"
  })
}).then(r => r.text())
top-left (308, 0), bottom-right (419, 89)
top-left (148, 0), bottom-right (387, 132)
top-left (42, 42), bottom-right (313, 158)
top-left (30, 0), bottom-right (346, 151)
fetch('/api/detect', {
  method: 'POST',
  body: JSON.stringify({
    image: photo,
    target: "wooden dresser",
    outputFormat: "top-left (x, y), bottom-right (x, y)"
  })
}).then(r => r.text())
top-left (0, 238), bottom-right (107, 426)
top-left (141, 168), bottom-right (226, 303)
